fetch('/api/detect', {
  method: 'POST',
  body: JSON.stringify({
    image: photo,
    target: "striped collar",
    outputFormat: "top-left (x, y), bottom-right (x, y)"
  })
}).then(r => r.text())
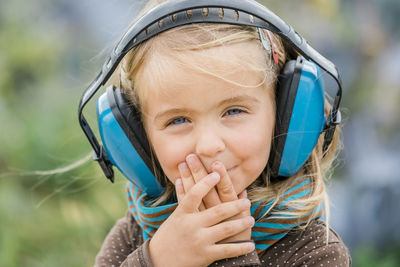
top-left (126, 177), bottom-right (322, 254)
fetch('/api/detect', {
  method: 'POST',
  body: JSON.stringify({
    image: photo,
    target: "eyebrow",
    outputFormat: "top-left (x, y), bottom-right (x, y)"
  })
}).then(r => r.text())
top-left (154, 108), bottom-right (193, 122)
top-left (218, 94), bottom-right (260, 107)
top-left (154, 94), bottom-right (260, 122)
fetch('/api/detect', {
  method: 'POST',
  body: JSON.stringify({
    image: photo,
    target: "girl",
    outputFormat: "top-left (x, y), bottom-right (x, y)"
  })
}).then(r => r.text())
top-left (87, 0), bottom-right (351, 266)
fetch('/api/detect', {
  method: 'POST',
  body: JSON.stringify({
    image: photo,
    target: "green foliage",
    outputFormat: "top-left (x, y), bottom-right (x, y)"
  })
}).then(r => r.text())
top-left (0, 171), bottom-right (128, 267)
top-left (0, 1), bottom-right (127, 266)
top-left (353, 243), bottom-right (400, 267)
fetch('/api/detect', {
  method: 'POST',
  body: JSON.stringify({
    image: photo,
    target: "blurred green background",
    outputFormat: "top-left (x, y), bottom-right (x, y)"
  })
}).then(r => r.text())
top-left (1, 0), bottom-right (399, 266)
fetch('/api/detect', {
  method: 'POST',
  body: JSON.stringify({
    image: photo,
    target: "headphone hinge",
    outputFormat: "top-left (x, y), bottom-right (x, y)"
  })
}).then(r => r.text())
top-left (322, 110), bottom-right (341, 154)
top-left (93, 146), bottom-right (115, 183)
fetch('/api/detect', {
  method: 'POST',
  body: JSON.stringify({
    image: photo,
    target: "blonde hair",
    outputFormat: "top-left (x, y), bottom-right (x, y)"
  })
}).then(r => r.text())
top-left (111, 0), bottom-right (343, 232)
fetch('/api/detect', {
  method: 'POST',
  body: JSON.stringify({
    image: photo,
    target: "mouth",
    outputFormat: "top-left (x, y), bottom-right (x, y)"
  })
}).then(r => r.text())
top-left (204, 165), bottom-right (237, 174)
top-left (226, 165), bottom-right (237, 173)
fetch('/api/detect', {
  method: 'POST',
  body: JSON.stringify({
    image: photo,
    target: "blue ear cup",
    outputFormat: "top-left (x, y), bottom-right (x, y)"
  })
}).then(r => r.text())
top-left (97, 86), bottom-right (164, 196)
top-left (269, 56), bottom-right (326, 177)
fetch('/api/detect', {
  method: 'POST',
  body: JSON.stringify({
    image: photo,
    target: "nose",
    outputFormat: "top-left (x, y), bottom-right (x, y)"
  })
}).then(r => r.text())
top-left (195, 126), bottom-right (225, 158)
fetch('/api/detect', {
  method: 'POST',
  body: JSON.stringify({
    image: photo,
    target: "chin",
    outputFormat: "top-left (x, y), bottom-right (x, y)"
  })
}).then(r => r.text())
top-left (230, 176), bottom-right (247, 195)
top-left (231, 171), bottom-right (261, 196)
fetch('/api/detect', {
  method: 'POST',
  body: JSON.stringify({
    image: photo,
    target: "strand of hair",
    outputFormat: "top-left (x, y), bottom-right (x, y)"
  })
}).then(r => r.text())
top-left (202, 7), bottom-right (209, 17)
top-left (234, 10), bottom-right (239, 21)
top-left (219, 8), bottom-right (224, 19)
top-left (186, 9), bottom-right (192, 19)
top-left (249, 14), bottom-right (254, 24)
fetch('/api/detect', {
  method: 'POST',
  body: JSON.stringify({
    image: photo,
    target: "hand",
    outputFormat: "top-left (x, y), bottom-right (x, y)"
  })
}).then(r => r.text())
top-left (178, 154), bottom-right (253, 243)
top-left (149, 173), bottom-right (255, 267)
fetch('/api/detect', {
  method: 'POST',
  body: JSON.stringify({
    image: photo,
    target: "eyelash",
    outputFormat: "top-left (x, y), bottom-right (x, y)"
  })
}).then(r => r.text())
top-left (165, 107), bottom-right (247, 127)
top-left (224, 108), bottom-right (246, 116)
top-left (167, 117), bottom-right (189, 126)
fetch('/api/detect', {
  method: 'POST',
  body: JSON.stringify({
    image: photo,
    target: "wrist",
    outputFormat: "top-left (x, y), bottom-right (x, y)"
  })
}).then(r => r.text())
top-left (148, 238), bottom-right (162, 267)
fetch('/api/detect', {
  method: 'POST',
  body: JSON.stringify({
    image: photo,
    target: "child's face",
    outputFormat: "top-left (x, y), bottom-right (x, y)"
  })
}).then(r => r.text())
top-left (142, 45), bottom-right (275, 194)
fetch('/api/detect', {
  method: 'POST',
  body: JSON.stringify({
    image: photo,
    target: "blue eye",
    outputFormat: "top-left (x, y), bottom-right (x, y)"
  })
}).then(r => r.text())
top-left (168, 117), bottom-right (188, 125)
top-left (225, 108), bottom-right (243, 116)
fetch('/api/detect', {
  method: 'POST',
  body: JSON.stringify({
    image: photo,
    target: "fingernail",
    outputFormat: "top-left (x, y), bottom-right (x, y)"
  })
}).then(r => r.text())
top-left (175, 178), bottom-right (182, 187)
top-left (212, 161), bottom-right (222, 168)
top-left (186, 154), bottom-right (196, 164)
top-left (247, 216), bottom-right (255, 226)
top-left (247, 242), bottom-right (255, 252)
top-left (210, 172), bottom-right (220, 182)
top-left (242, 199), bottom-right (251, 208)
top-left (178, 162), bottom-right (188, 171)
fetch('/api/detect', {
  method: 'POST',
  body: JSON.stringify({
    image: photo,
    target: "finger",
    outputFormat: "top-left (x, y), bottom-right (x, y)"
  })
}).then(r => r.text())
top-left (208, 242), bottom-right (255, 261)
top-left (212, 161), bottom-right (237, 202)
top-left (175, 178), bottom-right (185, 204)
top-left (199, 202), bottom-right (206, 211)
top-left (179, 162), bottom-right (195, 192)
top-left (238, 189), bottom-right (247, 200)
top-left (186, 154), bottom-right (221, 208)
top-left (200, 198), bottom-right (251, 226)
top-left (179, 172), bottom-right (220, 213)
top-left (179, 162), bottom-right (206, 211)
top-left (237, 190), bottom-right (251, 217)
top-left (208, 216), bottom-right (255, 243)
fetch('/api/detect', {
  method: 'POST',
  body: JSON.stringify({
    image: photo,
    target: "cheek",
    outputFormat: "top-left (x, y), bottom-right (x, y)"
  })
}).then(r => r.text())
top-left (238, 114), bottom-right (273, 162)
top-left (232, 112), bottom-right (274, 189)
top-left (148, 134), bottom-right (190, 183)
top-left (240, 134), bottom-right (271, 177)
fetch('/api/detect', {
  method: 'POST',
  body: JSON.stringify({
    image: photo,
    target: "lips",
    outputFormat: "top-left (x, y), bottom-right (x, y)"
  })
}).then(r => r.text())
top-left (226, 165), bottom-right (237, 173)
top-left (204, 164), bottom-right (236, 174)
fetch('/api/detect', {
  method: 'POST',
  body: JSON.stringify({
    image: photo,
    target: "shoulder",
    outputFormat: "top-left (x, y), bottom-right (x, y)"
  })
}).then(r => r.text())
top-left (119, 211), bottom-right (145, 248)
top-left (260, 220), bottom-right (351, 266)
top-left (99, 211), bottom-right (144, 252)
top-left (94, 212), bottom-right (147, 266)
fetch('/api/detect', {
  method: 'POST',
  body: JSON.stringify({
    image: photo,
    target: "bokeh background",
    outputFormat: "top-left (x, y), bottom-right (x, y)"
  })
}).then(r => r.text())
top-left (1, 0), bottom-right (399, 266)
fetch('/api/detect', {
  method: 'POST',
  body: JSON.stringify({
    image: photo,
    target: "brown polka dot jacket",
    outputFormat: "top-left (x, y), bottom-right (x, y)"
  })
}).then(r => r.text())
top-left (94, 212), bottom-right (351, 266)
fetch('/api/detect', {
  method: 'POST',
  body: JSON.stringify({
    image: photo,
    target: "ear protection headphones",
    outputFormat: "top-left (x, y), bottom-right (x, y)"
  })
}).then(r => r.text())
top-left (79, 0), bottom-right (342, 197)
